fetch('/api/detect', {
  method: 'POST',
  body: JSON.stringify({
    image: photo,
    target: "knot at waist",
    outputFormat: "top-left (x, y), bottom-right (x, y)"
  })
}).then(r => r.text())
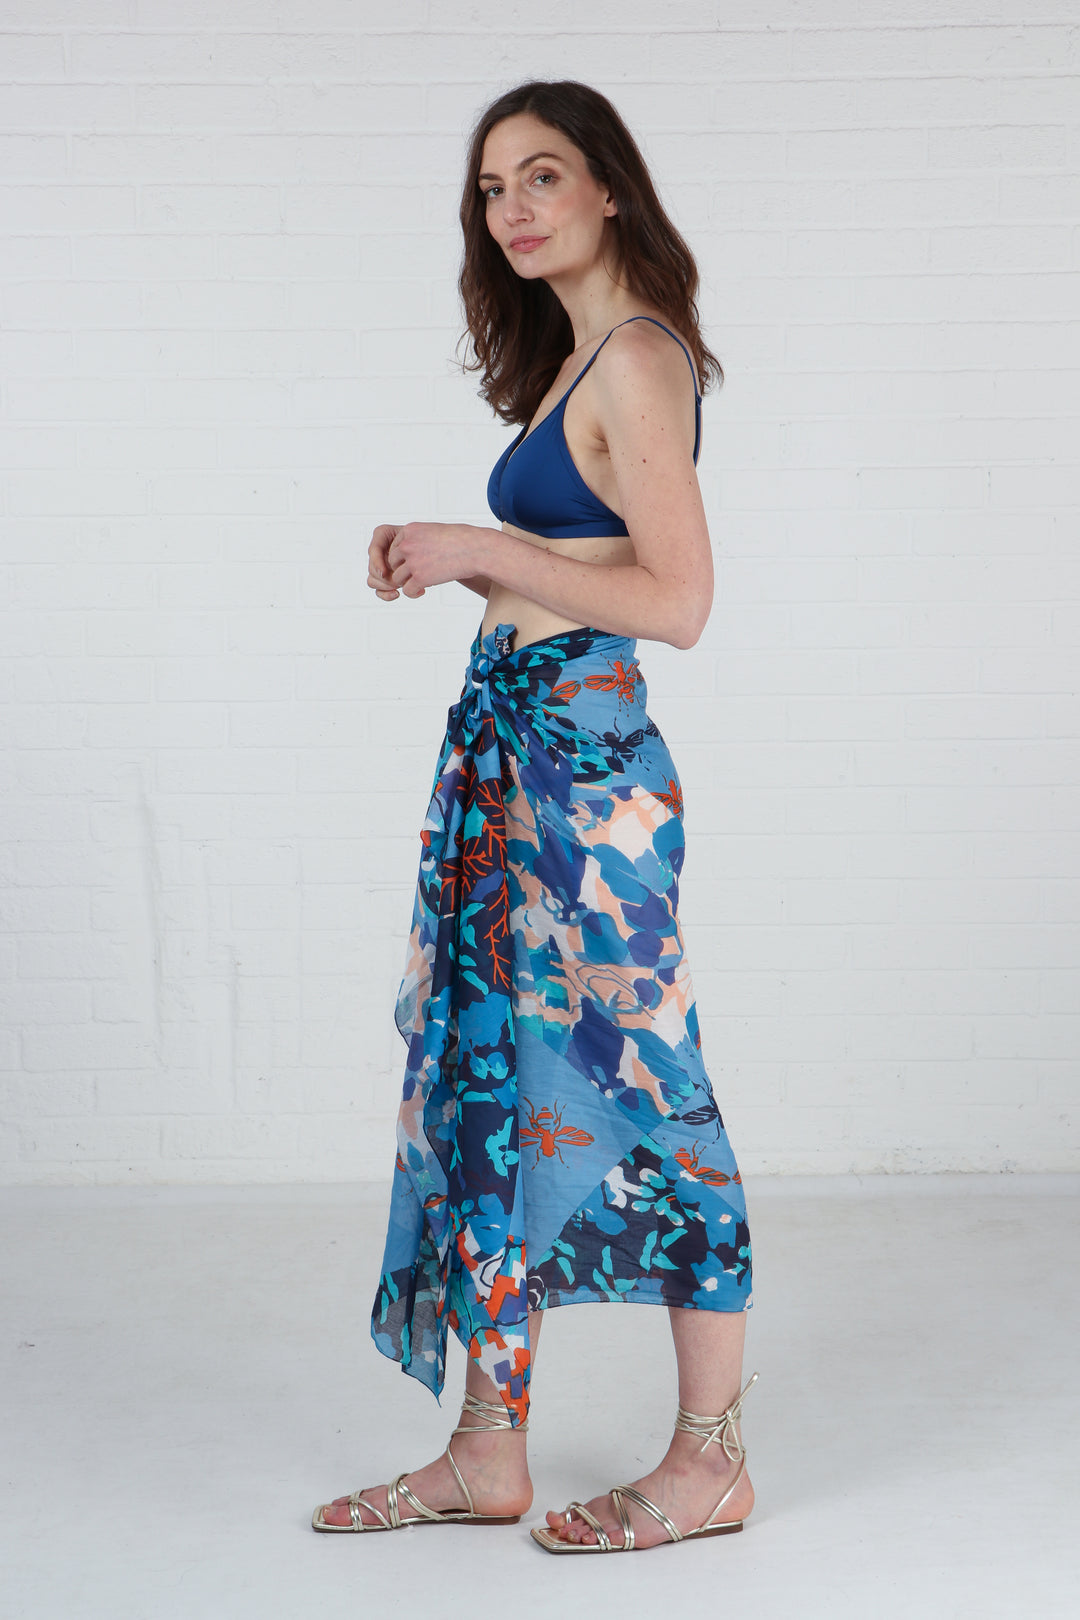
top-left (447, 623), bottom-right (515, 746)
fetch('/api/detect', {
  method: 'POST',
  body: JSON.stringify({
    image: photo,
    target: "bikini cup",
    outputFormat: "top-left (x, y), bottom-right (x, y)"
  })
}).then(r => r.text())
top-left (485, 316), bottom-right (702, 542)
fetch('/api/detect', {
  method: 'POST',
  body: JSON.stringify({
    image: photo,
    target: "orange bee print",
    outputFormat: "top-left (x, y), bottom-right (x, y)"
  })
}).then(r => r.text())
top-left (519, 1098), bottom-right (594, 1168)
top-left (585, 658), bottom-right (641, 707)
top-left (657, 778), bottom-right (683, 816)
top-left (674, 1142), bottom-right (741, 1186)
top-left (549, 679), bottom-right (582, 705)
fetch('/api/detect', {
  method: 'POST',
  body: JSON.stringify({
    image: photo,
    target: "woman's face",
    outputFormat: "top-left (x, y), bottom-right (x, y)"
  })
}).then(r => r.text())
top-left (478, 113), bottom-right (616, 282)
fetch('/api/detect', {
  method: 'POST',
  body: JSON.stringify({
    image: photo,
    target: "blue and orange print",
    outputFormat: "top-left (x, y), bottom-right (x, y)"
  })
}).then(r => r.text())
top-left (371, 624), bottom-right (752, 1428)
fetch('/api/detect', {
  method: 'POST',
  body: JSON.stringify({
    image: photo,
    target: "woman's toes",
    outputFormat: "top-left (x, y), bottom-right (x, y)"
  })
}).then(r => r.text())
top-left (545, 1507), bottom-right (572, 1539)
top-left (544, 1505), bottom-right (606, 1546)
top-left (319, 1490), bottom-right (380, 1527)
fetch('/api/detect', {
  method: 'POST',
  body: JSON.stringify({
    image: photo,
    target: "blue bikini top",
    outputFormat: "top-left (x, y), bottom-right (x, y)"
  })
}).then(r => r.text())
top-left (486, 315), bottom-right (702, 540)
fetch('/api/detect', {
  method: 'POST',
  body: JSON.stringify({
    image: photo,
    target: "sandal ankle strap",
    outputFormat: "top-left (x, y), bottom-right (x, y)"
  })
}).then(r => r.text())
top-left (443, 1391), bottom-right (527, 1520)
top-left (451, 1390), bottom-right (528, 1436)
top-left (674, 1370), bottom-right (759, 1462)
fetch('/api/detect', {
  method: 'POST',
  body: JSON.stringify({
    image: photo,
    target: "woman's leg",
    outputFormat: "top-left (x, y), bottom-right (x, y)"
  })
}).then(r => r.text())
top-left (544, 1306), bottom-right (754, 1548)
top-left (320, 1309), bottom-right (543, 1528)
top-left (670, 1302), bottom-right (748, 1418)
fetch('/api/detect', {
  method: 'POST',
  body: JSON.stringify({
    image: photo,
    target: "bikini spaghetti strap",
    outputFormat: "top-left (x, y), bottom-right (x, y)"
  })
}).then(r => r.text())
top-left (615, 315), bottom-right (702, 398)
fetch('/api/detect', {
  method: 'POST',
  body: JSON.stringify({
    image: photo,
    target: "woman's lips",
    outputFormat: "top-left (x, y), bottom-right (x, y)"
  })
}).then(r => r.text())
top-left (510, 236), bottom-right (547, 252)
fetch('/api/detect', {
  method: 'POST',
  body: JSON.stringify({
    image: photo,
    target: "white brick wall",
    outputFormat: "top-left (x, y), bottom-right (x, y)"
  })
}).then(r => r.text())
top-left (1, 1), bottom-right (1077, 1183)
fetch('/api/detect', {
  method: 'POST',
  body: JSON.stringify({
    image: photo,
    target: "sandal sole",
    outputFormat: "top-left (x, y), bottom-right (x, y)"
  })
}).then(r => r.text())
top-left (530, 1520), bottom-right (743, 1553)
top-left (313, 1508), bottom-right (522, 1532)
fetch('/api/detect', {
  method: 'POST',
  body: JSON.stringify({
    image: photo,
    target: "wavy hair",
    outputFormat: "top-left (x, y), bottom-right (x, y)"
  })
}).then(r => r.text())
top-left (458, 80), bottom-right (723, 425)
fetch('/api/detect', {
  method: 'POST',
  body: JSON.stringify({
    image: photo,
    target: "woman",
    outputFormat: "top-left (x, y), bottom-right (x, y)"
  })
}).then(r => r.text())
top-left (312, 79), bottom-right (756, 1555)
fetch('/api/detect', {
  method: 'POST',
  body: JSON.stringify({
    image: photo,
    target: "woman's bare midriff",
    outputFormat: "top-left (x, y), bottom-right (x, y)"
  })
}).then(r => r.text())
top-left (481, 522), bottom-right (637, 650)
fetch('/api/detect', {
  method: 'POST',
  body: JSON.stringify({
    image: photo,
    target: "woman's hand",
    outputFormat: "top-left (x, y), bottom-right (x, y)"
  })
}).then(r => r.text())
top-left (387, 522), bottom-right (476, 599)
top-left (368, 522), bottom-right (491, 604)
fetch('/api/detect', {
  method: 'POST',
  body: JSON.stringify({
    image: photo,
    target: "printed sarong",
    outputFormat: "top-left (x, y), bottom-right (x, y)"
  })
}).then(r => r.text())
top-left (371, 623), bottom-right (752, 1429)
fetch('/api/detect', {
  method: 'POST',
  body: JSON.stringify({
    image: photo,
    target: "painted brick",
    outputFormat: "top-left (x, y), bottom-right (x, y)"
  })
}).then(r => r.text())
top-left (1, 3), bottom-right (1076, 1187)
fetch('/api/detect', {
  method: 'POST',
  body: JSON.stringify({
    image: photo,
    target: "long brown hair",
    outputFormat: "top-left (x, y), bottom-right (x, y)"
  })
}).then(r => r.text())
top-left (458, 80), bottom-right (723, 425)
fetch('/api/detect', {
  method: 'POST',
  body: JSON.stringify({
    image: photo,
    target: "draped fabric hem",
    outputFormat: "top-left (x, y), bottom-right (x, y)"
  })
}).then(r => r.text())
top-left (370, 622), bottom-right (752, 1429)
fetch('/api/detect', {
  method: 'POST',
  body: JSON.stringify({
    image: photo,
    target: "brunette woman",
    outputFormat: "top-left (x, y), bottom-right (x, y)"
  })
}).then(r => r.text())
top-left (312, 79), bottom-right (757, 1555)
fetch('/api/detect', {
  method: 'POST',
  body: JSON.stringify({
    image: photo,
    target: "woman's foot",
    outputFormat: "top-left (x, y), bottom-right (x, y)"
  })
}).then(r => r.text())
top-left (318, 1405), bottom-right (533, 1528)
top-left (543, 1425), bottom-right (754, 1549)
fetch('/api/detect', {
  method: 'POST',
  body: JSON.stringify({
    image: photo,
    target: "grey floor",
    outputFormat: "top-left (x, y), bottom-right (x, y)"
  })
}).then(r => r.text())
top-left (2, 1175), bottom-right (1077, 1620)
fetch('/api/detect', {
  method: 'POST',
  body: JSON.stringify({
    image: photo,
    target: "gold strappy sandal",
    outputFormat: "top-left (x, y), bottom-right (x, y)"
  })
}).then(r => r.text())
top-left (311, 1392), bottom-right (527, 1532)
top-left (530, 1371), bottom-right (758, 1554)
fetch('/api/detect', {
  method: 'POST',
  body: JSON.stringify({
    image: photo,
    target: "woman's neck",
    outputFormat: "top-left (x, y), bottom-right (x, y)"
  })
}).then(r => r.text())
top-left (547, 244), bottom-right (642, 350)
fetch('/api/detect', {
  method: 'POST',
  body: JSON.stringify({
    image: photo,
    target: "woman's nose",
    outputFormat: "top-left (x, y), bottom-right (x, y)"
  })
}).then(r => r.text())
top-left (502, 187), bottom-right (532, 224)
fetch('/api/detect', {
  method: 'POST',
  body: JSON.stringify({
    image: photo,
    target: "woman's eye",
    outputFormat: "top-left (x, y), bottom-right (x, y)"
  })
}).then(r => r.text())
top-left (481, 173), bottom-right (555, 200)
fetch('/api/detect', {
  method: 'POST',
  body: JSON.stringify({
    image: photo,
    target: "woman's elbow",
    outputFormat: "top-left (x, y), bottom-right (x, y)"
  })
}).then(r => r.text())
top-left (668, 622), bottom-right (703, 651)
top-left (666, 592), bottom-right (712, 650)
top-left (639, 567), bottom-right (711, 649)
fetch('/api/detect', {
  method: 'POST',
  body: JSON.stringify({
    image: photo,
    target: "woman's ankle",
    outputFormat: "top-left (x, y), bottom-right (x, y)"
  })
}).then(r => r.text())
top-left (665, 1423), bottom-right (743, 1474)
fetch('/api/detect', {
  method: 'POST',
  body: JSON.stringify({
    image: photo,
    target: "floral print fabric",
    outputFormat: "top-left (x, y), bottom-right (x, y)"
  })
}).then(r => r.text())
top-left (371, 623), bottom-right (752, 1429)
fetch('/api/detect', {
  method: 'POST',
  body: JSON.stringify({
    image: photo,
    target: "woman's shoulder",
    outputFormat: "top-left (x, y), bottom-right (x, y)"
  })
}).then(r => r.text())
top-left (595, 311), bottom-right (702, 398)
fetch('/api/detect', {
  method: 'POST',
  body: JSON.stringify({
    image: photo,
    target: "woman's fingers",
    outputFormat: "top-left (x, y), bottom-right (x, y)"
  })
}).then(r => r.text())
top-left (369, 523), bottom-right (400, 584)
top-left (389, 554), bottom-right (422, 593)
top-left (369, 523), bottom-right (404, 600)
top-left (367, 570), bottom-right (399, 600)
top-left (383, 550), bottom-right (424, 597)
